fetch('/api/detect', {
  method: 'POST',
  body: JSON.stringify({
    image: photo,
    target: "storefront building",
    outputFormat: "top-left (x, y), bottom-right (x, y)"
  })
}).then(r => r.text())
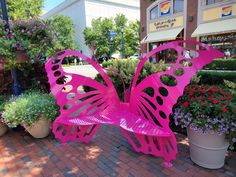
top-left (140, 0), bottom-right (198, 62)
top-left (192, 0), bottom-right (236, 57)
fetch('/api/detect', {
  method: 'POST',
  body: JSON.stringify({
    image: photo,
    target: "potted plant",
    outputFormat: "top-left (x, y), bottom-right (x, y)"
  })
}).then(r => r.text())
top-left (0, 95), bottom-right (8, 137)
top-left (2, 91), bottom-right (59, 138)
top-left (174, 84), bottom-right (236, 169)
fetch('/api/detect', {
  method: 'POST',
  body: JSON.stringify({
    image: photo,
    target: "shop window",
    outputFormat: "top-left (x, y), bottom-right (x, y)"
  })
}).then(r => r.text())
top-left (173, 0), bottom-right (184, 13)
top-left (150, 5), bottom-right (159, 20)
top-left (206, 0), bottom-right (224, 5)
top-left (159, 48), bottom-right (178, 63)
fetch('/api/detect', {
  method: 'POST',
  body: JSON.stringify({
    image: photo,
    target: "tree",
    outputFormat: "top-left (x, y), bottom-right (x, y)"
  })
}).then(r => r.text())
top-left (46, 15), bottom-right (78, 55)
top-left (6, 0), bottom-right (43, 20)
top-left (83, 14), bottom-right (140, 58)
top-left (83, 17), bottom-right (113, 58)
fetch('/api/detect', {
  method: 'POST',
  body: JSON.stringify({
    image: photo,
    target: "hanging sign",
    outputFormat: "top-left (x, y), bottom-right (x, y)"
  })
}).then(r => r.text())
top-left (160, 1), bottom-right (171, 16)
top-left (222, 6), bottom-right (232, 18)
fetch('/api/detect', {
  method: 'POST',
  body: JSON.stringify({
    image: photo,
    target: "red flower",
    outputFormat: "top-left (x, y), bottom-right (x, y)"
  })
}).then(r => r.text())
top-left (210, 94), bottom-right (214, 98)
top-left (210, 87), bottom-right (217, 92)
top-left (190, 97), bottom-right (195, 101)
top-left (182, 101), bottom-right (189, 107)
top-left (200, 90), bottom-right (206, 94)
top-left (222, 108), bottom-right (227, 113)
top-left (220, 97), bottom-right (225, 101)
top-left (212, 100), bottom-right (218, 104)
top-left (207, 97), bottom-right (212, 100)
top-left (197, 97), bottom-right (202, 101)
top-left (202, 102), bottom-right (207, 106)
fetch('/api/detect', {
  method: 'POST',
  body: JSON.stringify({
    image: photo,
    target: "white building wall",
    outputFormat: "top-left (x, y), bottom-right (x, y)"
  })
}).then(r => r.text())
top-left (85, 0), bottom-right (139, 27)
top-left (42, 0), bottom-right (140, 57)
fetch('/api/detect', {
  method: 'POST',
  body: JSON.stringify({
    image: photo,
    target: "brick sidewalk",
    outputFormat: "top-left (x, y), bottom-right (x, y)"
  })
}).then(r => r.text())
top-left (0, 125), bottom-right (235, 177)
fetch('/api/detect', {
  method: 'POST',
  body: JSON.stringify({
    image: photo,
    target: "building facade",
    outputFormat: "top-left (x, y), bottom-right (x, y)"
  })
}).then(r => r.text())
top-left (193, 0), bottom-right (236, 56)
top-left (141, 0), bottom-right (236, 61)
top-left (42, 0), bottom-right (140, 57)
top-left (140, 0), bottom-right (198, 62)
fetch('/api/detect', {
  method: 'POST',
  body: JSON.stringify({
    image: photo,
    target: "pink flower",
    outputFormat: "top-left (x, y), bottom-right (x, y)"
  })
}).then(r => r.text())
top-left (222, 108), bottom-right (227, 113)
top-left (212, 100), bottom-right (218, 104)
top-left (182, 101), bottom-right (189, 107)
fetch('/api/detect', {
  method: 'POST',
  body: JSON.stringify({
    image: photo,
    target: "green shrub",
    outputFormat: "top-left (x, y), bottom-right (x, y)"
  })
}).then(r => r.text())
top-left (85, 59), bottom-right (167, 101)
top-left (204, 58), bottom-right (236, 70)
top-left (2, 91), bottom-right (60, 127)
top-left (197, 70), bottom-right (236, 85)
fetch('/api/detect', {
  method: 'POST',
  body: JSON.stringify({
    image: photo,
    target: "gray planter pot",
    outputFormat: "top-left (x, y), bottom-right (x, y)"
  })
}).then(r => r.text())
top-left (187, 127), bottom-right (229, 169)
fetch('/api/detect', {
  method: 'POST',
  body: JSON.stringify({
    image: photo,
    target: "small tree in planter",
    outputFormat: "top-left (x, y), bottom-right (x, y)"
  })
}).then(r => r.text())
top-left (2, 91), bottom-right (60, 138)
top-left (174, 84), bottom-right (236, 169)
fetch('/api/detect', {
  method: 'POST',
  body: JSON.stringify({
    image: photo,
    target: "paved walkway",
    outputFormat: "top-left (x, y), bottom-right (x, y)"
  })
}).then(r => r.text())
top-left (0, 125), bottom-right (235, 177)
top-left (63, 65), bottom-right (99, 78)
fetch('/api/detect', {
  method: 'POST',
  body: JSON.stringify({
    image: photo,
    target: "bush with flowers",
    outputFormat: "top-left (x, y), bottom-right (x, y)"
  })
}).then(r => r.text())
top-left (174, 84), bottom-right (236, 149)
top-left (0, 19), bottom-right (54, 67)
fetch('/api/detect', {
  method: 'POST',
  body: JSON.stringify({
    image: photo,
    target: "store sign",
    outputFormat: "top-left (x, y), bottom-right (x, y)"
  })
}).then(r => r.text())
top-left (155, 18), bottom-right (176, 30)
top-left (160, 1), bottom-right (171, 16)
top-left (222, 6), bottom-right (232, 17)
top-left (200, 33), bottom-right (236, 43)
top-left (149, 16), bottom-right (183, 32)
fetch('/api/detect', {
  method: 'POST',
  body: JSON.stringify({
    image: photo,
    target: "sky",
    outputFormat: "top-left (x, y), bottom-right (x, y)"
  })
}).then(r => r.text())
top-left (43, 0), bottom-right (65, 13)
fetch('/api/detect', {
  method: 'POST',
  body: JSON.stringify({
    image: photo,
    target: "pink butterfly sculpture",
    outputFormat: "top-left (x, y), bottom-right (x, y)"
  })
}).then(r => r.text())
top-left (45, 40), bottom-right (223, 167)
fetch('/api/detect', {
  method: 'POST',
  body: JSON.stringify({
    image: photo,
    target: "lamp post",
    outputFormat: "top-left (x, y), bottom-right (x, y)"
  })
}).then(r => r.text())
top-left (0, 0), bottom-right (8, 25)
top-left (121, 27), bottom-right (125, 59)
top-left (0, 0), bottom-right (21, 95)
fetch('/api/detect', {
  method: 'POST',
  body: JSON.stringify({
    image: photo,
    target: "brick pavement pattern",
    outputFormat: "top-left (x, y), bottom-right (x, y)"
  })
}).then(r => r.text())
top-left (0, 125), bottom-right (235, 177)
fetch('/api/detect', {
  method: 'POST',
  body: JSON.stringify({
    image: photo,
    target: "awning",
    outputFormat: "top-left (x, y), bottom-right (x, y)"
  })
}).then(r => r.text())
top-left (192, 18), bottom-right (236, 37)
top-left (141, 27), bottom-right (183, 44)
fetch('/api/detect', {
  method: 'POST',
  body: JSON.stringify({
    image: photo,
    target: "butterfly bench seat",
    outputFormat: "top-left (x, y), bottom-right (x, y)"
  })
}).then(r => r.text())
top-left (46, 41), bottom-right (223, 168)
top-left (55, 110), bottom-right (170, 137)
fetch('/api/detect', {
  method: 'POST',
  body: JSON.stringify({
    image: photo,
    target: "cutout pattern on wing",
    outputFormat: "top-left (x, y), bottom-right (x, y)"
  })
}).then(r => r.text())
top-left (127, 40), bottom-right (223, 161)
top-left (45, 50), bottom-right (120, 142)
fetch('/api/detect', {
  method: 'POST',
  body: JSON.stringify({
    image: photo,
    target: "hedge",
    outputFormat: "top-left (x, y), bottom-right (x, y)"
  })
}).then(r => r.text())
top-left (197, 70), bottom-right (236, 85)
top-left (204, 58), bottom-right (236, 70)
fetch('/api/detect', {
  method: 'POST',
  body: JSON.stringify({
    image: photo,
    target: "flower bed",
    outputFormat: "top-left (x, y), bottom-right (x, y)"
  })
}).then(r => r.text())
top-left (174, 84), bottom-right (236, 149)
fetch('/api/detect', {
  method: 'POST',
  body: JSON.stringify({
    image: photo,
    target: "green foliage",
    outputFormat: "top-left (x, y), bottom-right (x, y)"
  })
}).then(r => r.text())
top-left (85, 59), bottom-right (166, 101)
top-left (0, 95), bottom-right (10, 113)
top-left (83, 17), bottom-right (113, 57)
top-left (83, 14), bottom-right (140, 58)
top-left (197, 70), bottom-right (236, 85)
top-left (6, 0), bottom-right (43, 20)
top-left (46, 15), bottom-right (78, 56)
top-left (0, 19), bottom-right (54, 66)
top-left (224, 80), bottom-right (236, 90)
top-left (223, 80), bottom-right (236, 104)
top-left (2, 91), bottom-right (60, 127)
top-left (204, 58), bottom-right (236, 70)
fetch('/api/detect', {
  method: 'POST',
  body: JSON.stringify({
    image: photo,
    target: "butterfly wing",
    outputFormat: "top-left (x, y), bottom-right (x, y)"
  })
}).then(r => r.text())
top-left (45, 50), bottom-right (120, 142)
top-left (128, 40), bottom-right (223, 161)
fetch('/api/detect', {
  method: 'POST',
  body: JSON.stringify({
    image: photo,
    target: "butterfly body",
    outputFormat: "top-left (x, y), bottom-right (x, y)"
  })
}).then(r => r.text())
top-left (45, 40), bottom-right (223, 167)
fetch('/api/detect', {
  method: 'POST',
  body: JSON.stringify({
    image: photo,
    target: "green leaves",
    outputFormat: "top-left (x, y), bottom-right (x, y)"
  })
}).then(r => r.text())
top-left (45, 15), bottom-right (78, 55)
top-left (2, 91), bottom-right (60, 127)
top-left (7, 0), bottom-right (43, 20)
top-left (83, 14), bottom-right (140, 58)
